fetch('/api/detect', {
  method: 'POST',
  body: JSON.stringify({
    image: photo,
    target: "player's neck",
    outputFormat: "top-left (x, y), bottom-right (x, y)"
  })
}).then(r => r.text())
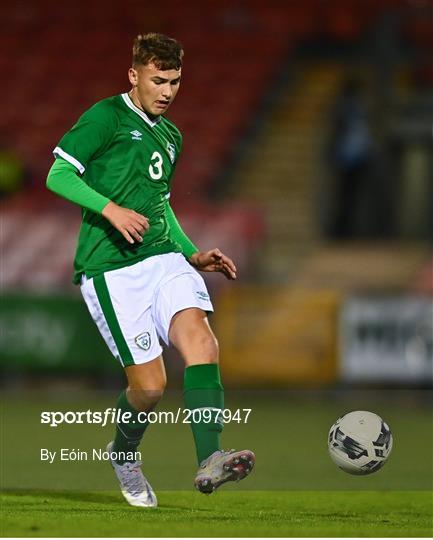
top-left (128, 90), bottom-right (160, 121)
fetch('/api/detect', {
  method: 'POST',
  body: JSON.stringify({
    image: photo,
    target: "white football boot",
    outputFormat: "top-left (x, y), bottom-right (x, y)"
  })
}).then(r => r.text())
top-left (195, 449), bottom-right (255, 494)
top-left (106, 441), bottom-right (157, 507)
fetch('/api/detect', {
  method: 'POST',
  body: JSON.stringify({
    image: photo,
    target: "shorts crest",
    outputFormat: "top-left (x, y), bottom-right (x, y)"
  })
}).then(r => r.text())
top-left (135, 331), bottom-right (151, 351)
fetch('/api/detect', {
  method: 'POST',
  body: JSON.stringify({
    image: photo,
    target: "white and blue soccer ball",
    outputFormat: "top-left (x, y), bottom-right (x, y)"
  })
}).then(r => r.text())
top-left (328, 411), bottom-right (393, 475)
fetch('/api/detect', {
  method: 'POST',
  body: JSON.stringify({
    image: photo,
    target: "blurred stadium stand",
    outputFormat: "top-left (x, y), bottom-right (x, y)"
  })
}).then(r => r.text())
top-left (1, 0), bottom-right (431, 384)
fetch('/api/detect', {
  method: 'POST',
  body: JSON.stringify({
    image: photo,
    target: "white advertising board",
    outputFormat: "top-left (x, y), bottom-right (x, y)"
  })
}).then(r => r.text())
top-left (341, 297), bottom-right (432, 383)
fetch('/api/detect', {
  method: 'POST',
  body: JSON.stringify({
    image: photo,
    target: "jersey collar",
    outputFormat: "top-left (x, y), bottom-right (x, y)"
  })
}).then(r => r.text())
top-left (121, 93), bottom-right (161, 127)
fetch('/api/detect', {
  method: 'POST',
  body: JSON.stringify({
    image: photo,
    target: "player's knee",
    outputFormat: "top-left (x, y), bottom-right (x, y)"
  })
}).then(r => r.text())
top-left (128, 374), bottom-right (166, 411)
top-left (128, 387), bottom-right (165, 412)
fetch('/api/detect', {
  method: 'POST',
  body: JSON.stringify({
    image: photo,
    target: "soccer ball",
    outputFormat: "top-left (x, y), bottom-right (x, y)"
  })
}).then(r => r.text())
top-left (328, 411), bottom-right (393, 475)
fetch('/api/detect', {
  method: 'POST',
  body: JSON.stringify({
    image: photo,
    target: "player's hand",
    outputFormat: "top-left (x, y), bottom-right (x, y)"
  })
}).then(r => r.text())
top-left (189, 249), bottom-right (237, 280)
top-left (102, 201), bottom-right (149, 244)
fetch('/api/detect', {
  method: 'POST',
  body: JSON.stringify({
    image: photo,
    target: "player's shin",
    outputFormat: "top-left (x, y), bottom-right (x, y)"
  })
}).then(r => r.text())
top-left (112, 390), bottom-right (150, 464)
top-left (183, 363), bottom-right (224, 464)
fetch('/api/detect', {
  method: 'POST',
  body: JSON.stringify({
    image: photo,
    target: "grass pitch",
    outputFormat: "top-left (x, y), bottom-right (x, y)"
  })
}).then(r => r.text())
top-left (1, 489), bottom-right (432, 537)
top-left (1, 389), bottom-right (432, 536)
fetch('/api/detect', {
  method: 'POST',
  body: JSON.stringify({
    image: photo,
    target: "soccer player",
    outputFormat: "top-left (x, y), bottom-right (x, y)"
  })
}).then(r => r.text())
top-left (46, 32), bottom-right (255, 507)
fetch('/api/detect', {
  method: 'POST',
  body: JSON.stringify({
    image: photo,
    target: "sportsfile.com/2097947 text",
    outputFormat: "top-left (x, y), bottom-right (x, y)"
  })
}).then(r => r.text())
top-left (40, 408), bottom-right (252, 427)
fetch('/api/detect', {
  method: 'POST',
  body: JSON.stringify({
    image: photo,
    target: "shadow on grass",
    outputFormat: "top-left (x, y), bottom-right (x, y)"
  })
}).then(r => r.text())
top-left (1, 489), bottom-right (214, 513)
top-left (1, 489), bottom-right (120, 505)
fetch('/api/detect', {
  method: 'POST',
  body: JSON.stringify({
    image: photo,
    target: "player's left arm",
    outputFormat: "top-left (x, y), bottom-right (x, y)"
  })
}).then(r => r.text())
top-left (165, 200), bottom-right (236, 280)
top-left (189, 249), bottom-right (237, 280)
top-left (165, 199), bottom-right (198, 257)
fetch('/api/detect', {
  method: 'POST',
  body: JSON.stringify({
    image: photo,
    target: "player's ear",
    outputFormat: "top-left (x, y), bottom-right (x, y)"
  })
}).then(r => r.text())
top-left (128, 67), bottom-right (138, 87)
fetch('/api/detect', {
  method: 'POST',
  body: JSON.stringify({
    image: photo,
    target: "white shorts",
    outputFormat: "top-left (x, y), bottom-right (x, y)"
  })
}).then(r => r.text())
top-left (80, 253), bottom-right (214, 367)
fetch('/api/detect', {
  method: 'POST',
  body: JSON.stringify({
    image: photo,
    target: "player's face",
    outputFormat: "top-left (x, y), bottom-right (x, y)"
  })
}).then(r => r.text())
top-left (128, 62), bottom-right (181, 116)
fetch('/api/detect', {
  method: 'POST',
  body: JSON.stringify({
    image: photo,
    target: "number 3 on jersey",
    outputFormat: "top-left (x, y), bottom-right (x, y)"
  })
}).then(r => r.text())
top-left (149, 151), bottom-right (163, 180)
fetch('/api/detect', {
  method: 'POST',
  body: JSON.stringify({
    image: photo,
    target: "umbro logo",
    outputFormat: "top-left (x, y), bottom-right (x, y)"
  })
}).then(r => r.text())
top-left (130, 130), bottom-right (142, 141)
top-left (196, 290), bottom-right (210, 301)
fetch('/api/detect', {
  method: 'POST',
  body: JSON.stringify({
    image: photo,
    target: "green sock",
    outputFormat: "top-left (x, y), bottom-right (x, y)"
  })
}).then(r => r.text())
top-left (183, 363), bottom-right (224, 465)
top-left (112, 390), bottom-right (149, 464)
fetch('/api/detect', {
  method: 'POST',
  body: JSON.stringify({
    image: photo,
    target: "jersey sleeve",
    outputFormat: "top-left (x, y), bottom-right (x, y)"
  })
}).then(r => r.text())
top-left (46, 158), bottom-right (110, 214)
top-left (53, 101), bottom-right (118, 174)
top-left (165, 199), bottom-right (198, 258)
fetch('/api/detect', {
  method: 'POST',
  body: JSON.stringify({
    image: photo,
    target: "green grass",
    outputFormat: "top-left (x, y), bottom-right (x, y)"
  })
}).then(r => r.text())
top-left (1, 490), bottom-right (432, 537)
top-left (2, 390), bottom-right (432, 492)
top-left (1, 390), bottom-right (432, 536)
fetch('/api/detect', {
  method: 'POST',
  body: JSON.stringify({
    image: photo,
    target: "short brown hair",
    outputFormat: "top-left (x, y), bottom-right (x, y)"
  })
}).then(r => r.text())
top-left (132, 33), bottom-right (183, 70)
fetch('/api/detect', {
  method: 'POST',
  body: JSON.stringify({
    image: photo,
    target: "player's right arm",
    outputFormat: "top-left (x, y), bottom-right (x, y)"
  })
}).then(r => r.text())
top-left (47, 102), bottom-right (148, 244)
top-left (46, 159), bottom-right (149, 244)
top-left (101, 201), bottom-right (149, 244)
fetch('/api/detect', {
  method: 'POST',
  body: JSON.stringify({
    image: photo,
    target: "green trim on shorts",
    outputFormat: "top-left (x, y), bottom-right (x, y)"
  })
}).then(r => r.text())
top-left (93, 274), bottom-right (135, 366)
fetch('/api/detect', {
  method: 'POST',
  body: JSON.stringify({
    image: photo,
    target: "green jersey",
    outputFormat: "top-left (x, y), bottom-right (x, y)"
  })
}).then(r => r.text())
top-left (54, 93), bottom-right (183, 284)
